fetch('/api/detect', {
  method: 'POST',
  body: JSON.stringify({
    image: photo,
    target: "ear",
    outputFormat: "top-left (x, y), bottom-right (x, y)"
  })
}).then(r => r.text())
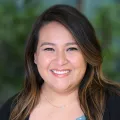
top-left (34, 53), bottom-right (37, 64)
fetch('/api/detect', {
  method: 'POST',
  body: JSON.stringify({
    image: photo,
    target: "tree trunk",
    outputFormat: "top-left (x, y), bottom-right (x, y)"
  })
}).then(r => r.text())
top-left (76, 0), bottom-right (83, 11)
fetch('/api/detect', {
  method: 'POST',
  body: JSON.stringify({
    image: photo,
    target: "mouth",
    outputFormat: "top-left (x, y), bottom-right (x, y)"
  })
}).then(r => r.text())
top-left (50, 69), bottom-right (71, 78)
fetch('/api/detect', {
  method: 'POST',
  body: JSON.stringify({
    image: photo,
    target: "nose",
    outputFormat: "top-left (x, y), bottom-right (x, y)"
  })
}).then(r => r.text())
top-left (55, 50), bottom-right (68, 66)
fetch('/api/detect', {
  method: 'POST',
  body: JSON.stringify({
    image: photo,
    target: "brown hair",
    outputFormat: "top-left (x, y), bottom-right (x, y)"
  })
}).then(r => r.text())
top-left (9, 4), bottom-right (120, 120)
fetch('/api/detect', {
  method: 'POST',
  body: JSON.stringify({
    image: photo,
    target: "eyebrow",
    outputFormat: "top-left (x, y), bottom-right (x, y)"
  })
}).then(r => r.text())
top-left (40, 42), bottom-right (78, 47)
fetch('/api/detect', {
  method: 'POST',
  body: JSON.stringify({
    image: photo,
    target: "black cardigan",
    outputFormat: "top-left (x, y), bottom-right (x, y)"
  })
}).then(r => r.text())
top-left (0, 92), bottom-right (120, 120)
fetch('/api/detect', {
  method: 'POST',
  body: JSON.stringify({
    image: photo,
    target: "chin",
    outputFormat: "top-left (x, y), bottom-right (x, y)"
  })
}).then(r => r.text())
top-left (51, 83), bottom-right (71, 93)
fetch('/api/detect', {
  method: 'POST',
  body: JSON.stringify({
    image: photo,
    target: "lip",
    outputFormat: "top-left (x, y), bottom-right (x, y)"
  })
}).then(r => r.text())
top-left (50, 69), bottom-right (71, 71)
top-left (50, 69), bottom-right (71, 78)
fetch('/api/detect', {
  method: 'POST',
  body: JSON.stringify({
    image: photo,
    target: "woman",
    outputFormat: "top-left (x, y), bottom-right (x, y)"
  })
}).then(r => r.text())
top-left (0, 4), bottom-right (120, 120)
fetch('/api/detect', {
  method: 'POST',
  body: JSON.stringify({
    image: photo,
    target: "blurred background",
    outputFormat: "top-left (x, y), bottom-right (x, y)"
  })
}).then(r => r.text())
top-left (0, 0), bottom-right (120, 106)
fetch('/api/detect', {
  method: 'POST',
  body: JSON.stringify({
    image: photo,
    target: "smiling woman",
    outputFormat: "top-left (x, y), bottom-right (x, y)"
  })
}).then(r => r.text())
top-left (0, 4), bottom-right (120, 120)
top-left (34, 21), bottom-right (87, 93)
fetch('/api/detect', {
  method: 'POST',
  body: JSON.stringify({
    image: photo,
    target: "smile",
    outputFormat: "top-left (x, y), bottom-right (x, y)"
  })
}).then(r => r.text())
top-left (50, 69), bottom-right (71, 78)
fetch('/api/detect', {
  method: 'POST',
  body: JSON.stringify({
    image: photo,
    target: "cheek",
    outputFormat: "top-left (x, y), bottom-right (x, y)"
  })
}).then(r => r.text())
top-left (36, 54), bottom-right (53, 79)
top-left (72, 56), bottom-right (87, 83)
top-left (36, 53), bottom-right (54, 69)
top-left (70, 55), bottom-right (86, 69)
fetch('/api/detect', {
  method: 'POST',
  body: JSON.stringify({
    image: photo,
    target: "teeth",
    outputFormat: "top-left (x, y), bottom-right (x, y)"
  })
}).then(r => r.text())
top-left (51, 70), bottom-right (70, 74)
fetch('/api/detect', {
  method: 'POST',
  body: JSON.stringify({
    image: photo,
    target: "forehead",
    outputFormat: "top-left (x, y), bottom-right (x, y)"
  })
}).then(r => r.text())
top-left (38, 21), bottom-right (76, 44)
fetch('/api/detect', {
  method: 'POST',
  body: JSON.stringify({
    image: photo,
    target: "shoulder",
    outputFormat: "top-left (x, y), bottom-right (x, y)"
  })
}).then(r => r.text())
top-left (107, 92), bottom-right (120, 111)
top-left (104, 91), bottom-right (120, 120)
top-left (0, 94), bottom-right (18, 120)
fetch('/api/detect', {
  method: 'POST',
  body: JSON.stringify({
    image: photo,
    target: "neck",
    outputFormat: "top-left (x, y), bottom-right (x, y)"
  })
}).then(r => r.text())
top-left (40, 83), bottom-right (80, 107)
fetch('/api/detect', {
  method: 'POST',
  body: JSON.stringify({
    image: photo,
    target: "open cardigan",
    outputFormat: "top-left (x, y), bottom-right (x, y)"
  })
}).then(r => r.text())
top-left (0, 91), bottom-right (120, 120)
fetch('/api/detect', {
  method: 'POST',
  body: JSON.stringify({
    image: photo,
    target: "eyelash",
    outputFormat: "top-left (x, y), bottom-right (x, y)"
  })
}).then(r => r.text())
top-left (43, 47), bottom-right (78, 51)
top-left (44, 48), bottom-right (54, 51)
top-left (67, 47), bottom-right (78, 51)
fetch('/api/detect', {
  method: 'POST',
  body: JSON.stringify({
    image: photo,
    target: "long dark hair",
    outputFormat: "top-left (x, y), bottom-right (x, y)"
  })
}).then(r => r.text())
top-left (10, 4), bottom-right (120, 120)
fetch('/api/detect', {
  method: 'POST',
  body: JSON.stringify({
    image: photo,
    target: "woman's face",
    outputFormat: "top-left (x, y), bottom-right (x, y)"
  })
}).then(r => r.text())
top-left (34, 21), bottom-right (87, 92)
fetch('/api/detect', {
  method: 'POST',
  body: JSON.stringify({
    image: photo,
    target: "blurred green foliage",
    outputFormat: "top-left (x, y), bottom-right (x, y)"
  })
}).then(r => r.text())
top-left (93, 4), bottom-right (120, 81)
top-left (0, 1), bottom-right (44, 92)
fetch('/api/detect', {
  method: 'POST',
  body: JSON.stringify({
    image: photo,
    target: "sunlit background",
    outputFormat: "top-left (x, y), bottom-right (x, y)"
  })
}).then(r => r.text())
top-left (0, 0), bottom-right (120, 106)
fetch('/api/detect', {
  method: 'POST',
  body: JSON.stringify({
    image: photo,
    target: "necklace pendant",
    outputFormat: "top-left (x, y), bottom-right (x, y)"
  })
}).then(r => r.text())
top-left (61, 105), bottom-right (65, 109)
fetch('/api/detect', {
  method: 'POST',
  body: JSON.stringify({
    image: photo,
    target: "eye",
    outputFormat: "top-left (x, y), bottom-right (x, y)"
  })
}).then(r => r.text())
top-left (67, 47), bottom-right (78, 51)
top-left (44, 48), bottom-right (55, 51)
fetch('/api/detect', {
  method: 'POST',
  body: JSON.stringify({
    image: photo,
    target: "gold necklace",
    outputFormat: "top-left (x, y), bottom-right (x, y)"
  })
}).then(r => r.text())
top-left (43, 93), bottom-right (76, 109)
top-left (43, 94), bottom-right (68, 109)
